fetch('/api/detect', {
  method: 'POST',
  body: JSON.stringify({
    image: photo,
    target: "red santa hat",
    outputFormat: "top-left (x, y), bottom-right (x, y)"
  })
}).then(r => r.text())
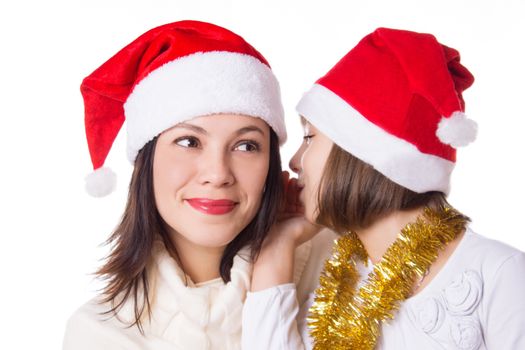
top-left (82, 20), bottom-right (286, 197)
top-left (296, 27), bottom-right (476, 194)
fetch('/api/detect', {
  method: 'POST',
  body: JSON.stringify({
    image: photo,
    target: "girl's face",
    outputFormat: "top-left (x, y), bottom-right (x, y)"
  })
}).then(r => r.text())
top-left (289, 120), bottom-right (334, 223)
top-left (153, 114), bottom-right (270, 250)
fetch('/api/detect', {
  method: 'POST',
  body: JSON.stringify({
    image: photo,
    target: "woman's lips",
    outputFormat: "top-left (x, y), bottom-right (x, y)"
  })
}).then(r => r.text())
top-left (186, 198), bottom-right (237, 215)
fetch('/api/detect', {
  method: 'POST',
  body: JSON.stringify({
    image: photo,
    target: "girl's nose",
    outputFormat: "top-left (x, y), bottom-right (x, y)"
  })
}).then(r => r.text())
top-left (289, 143), bottom-right (306, 174)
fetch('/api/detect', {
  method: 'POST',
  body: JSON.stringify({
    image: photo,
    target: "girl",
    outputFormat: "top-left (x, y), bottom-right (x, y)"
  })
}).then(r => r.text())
top-left (243, 27), bottom-right (525, 349)
top-left (63, 20), bottom-right (335, 350)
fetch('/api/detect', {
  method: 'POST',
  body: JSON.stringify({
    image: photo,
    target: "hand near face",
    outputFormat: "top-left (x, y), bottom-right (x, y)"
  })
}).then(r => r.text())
top-left (271, 171), bottom-right (322, 247)
top-left (250, 171), bottom-right (322, 291)
top-left (250, 120), bottom-right (333, 291)
top-left (281, 171), bottom-right (303, 218)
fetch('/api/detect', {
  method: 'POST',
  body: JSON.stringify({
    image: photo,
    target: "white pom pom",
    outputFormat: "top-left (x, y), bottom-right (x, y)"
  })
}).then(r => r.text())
top-left (85, 167), bottom-right (117, 197)
top-left (436, 111), bottom-right (478, 148)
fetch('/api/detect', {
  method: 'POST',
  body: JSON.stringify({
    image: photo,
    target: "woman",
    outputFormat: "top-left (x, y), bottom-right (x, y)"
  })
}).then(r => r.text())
top-left (243, 28), bottom-right (525, 349)
top-left (63, 20), bottom-right (335, 350)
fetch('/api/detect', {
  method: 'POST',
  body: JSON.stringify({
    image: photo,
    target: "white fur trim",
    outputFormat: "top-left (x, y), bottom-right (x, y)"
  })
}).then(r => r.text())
top-left (85, 167), bottom-right (116, 197)
top-left (436, 111), bottom-right (478, 148)
top-left (124, 51), bottom-right (285, 162)
top-left (296, 84), bottom-right (455, 194)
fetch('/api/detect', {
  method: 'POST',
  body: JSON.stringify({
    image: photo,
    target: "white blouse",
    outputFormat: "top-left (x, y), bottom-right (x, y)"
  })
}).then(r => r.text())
top-left (242, 228), bottom-right (525, 349)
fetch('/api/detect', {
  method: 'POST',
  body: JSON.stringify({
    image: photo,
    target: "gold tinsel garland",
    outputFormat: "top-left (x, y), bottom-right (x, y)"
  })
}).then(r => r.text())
top-left (307, 206), bottom-right (468, 350)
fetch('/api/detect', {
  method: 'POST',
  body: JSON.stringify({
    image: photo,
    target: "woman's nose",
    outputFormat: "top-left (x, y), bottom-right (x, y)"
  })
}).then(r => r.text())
top-left (198, 150), bottom-right (235, 187)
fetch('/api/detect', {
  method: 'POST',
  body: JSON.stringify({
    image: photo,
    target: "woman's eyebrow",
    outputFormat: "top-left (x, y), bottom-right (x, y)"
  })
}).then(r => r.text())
top-left (235, 126), bottom-right (266, 136)
top-left (173, 123), bottom-right (265, 136)
top-left (174, 123), bottom-right (208, 135)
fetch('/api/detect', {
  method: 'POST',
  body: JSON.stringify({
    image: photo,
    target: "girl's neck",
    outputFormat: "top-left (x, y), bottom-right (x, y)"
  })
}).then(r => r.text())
top-left (169, 233), bottom-right (225, 284)
top-left (354, 207), bottom-right (425, 264)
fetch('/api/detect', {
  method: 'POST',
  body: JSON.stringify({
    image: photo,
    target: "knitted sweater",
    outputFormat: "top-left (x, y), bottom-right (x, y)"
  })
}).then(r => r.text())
top-left (63, 229), bottom-right (337, 350)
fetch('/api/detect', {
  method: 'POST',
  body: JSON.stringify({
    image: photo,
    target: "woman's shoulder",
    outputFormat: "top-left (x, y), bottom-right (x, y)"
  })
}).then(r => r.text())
top-left (63, 298), bottom-right (106, 348)
top-left (65, 297), bottom-right (108, 328)
top-left (294, 228), bottom-right (338, 276)
top-left (64, 297), bottom-right (114, 336)
top-left (312, 228), bottom-right (339, 249)
top-left (303, 228), bottom-right (338, 262)
top-left (63, 297), bottom-right (142, 350)
top-left (294, 228), bottom-right (338, 301)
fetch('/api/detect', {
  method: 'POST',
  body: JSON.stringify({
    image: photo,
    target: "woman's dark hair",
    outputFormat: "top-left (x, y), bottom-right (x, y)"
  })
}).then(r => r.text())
top-left (96, 128), bottom-right (282, 331)
top-left (316, 143), bottom-right (469, 233)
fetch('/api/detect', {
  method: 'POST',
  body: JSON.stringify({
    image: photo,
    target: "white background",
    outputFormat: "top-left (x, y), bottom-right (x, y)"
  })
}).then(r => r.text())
top-left (1, 0), bottom-right (524, 348)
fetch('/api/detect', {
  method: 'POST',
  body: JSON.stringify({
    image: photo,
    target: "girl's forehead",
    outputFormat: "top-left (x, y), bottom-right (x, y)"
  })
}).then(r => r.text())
top-left (300, 117), bottom-right (318, 133)
top-left (299, 115), bottom-right (308, 126)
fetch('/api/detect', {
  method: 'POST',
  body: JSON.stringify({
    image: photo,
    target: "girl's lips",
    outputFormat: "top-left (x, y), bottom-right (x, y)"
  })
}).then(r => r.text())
top-left (186, 198), bottom-right (237, 215)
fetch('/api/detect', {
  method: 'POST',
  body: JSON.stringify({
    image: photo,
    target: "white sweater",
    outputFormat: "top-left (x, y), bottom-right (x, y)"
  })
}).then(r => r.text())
top-left (242, 228), bottom-right (525, 349)
top-left (63, 230), bottom-right (337, 350)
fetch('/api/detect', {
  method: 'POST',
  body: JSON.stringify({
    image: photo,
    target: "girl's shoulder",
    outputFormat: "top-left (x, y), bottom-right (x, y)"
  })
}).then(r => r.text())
top-left (458, 227), bottom-right (525, 273)
top-left (400, 228), bottom-right (525, 348)
top-left (405, 226), bottom-right (525, 309)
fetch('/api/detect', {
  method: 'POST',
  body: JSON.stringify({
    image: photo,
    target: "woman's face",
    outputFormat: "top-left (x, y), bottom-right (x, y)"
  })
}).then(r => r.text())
top-left (289, 120), bottom-right (334, 223)
top-left (153, 114), bottom-right (270, 250)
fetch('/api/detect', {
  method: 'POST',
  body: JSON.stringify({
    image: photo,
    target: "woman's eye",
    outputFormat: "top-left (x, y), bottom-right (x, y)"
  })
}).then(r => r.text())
top-left (235, 141), bottom-right (260, 152)
top-left (175, 136), bottom-right (200, 148)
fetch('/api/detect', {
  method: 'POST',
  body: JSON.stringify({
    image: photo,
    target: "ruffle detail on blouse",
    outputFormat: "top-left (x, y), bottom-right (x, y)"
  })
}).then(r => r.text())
top-left (409, 270), bottom-right (483, 350)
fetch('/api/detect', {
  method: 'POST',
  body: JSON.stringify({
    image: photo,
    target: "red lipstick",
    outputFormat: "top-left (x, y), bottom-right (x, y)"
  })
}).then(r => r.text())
top-left (186, 198), bottom-right (237, 215)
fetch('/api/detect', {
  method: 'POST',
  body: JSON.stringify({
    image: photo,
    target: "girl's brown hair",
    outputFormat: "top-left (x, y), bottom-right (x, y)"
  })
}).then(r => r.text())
top-left (315, 143), bottom-right (467, 233)
top-left (96, 129), bottom-right (282, 331)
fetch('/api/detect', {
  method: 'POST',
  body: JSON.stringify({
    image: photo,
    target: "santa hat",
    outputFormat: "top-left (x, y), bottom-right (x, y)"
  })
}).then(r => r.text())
top-left (82, 20), bottom-right (286, 197)
top-left (296, 27), bottom-right (476, 194)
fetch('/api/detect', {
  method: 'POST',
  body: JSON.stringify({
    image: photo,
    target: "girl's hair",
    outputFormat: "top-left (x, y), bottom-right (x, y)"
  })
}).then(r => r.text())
top-left (316, 143), bottom-right (468, 233)
top-left (96, 129), bottom-right (282, 331)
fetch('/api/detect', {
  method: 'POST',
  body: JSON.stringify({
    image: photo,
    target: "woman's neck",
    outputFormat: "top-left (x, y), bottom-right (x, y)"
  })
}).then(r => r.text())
top-left (169, 233), bottom-right (225, 284)
top-left (354, 207), bottom-right (425, 264)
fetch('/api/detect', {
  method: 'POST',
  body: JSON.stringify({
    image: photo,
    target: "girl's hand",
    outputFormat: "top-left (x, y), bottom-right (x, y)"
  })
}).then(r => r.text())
top-left (264, 171), bottom-right (321, 249)
top-left (251, 171), bottom-right (322, 291)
